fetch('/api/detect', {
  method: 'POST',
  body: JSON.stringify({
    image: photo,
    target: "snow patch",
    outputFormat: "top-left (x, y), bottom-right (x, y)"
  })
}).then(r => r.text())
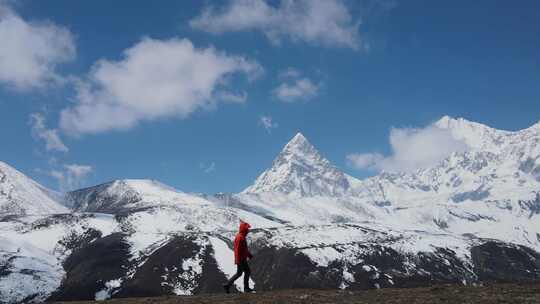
top-left (95, 278), bottom-right (122, 301)
top-left (209, 236), bottom-right (255, 291)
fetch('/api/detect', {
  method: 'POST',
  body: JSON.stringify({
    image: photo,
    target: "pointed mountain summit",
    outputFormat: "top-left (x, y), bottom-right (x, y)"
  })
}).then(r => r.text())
top-left (243, 133), bottom-right (352, 196)
top-left (0, 161), bottom-right (68, 215)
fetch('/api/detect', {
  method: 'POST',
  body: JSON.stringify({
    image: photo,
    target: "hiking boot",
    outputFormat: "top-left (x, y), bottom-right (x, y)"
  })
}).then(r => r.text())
top-left (244, 287), bottom-right (255, 293)
top-left (223, 284), bottom-right (231, 294)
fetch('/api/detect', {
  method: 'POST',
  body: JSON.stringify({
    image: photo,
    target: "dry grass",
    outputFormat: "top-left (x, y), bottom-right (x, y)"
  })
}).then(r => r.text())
top-left (51, 283), bottom-right (540, 304)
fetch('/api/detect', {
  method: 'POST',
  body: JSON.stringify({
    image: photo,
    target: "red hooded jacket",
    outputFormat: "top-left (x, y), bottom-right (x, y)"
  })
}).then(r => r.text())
top-left (234, 221), bottom-right (253, 264)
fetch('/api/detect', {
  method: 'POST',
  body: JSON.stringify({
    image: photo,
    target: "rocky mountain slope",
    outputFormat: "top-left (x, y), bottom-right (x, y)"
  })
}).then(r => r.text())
top-left (0, 116), bottom-right (539, 303)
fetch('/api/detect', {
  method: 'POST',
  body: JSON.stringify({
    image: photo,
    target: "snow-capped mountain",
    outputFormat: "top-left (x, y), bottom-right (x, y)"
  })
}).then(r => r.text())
top-left (435, 115), bottom-right (513, 151)
top-left (64, 179), bottom-right (213, 213)
top-left (352, 116), bottom-right (540, 228)
top-left (0, 161), bottom-right (68, 216)
top-left (436, 116), bottom-right (540, 180)
top-left (1, 116), bottom-right (540, 303)
top-left (231, 117), bottom-right (540, 266)
top-left (243, 133), bottom-right (353, 197)
top-left (236, 117), bottom-right (540, 249)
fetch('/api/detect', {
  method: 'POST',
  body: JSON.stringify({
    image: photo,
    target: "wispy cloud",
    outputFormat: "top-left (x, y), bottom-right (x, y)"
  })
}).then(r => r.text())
top-left (28, 112), bottom-right (94, 191)
top-left (347, 124), bottom-right (470, 173)
top-left (259, 115), bottom-right (278, 133)
top-left (273, 67), bottom-right (319, 102)
top-left (48, 163), bottom-right (93, 191)
top-left (59, 37), bottom-right (262, 136)
top-left (273, 78), bottom-right (319, 102)
top-left (0, 2), bottom-right (75, 90)
top-left (200, 162), bottom-right (216, 173)
top-left (190, 0), bottom-right (362, 49)
top-left (29, 113), bottom-right (68, 152)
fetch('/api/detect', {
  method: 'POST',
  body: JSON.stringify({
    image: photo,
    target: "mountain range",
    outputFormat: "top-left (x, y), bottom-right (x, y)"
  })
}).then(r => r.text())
top-left (0, 116), bottom-right (539, 303)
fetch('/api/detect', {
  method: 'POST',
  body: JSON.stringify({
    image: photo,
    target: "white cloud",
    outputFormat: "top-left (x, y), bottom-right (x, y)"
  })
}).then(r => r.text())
top-left (273, 72), bottom-right (319, 102)
top-left (48, 169), bottom-right (65, 183)
top-left (59, 37), bottom-right (262, 136)
top-left (49, 163), bottom-right (93, 191)
top-left (65, 164), bottom-right (93, 178)
top-left (190, 0), bottom-right (361, 49)
top-left (29, 113), bottom-right (69, 152)
top-left (347, 124), bottom-right (470, 173)
top-left (259, 115), bottom-right (278, 133)
top-left (346, 153), bottom-right (384, 171)
top-left (200, 162), bottom-right (216, 173)
top-left (0, 3), bottom-right (75, 90)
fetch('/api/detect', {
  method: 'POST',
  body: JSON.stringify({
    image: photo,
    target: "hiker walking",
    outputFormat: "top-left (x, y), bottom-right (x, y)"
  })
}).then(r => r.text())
top-left (223, 220), bottom-right (254, 293)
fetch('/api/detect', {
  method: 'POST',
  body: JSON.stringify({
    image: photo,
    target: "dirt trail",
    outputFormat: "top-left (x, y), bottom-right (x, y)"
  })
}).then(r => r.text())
top-left (51, 283), bottom-right (540, 304)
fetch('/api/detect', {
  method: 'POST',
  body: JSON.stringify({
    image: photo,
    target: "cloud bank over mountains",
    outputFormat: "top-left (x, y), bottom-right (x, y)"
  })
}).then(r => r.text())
top-left (347, 123), bottom-right (470, 173)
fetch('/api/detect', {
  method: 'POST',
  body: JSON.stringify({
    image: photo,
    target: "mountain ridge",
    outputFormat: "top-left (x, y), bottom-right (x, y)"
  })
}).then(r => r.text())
top-left (1, 116), bottom-right (540, 302)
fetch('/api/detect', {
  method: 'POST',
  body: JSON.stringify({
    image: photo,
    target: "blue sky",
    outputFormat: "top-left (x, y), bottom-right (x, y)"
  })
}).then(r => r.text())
top-left (1, 0), bottom-right (539, 193)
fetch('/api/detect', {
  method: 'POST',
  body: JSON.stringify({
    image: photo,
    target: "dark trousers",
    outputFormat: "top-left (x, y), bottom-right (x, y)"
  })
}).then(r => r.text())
top-left (226, 260), bottom-right (251, 289)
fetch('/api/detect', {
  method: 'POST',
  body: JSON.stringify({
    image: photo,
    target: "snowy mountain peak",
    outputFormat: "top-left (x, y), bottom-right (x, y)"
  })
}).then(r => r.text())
top-left (433, 116), bottom-right (540, 163)
top-left (243, 133), bottom-right (352, 197)
top-left (286, 132), bottom-right (310, 147)
top-left (435, 115), bottom-right (455, 127)
top-left (437, 116), bottom-right (540, 134)
top-left (280, 132), bottom-right (320, 160)
top-left (0, 161), bottom-right (68, 215)
top-left (435, 116), bottom-right (496, 134)
top-left (434, 116), bottom-right (513, 151)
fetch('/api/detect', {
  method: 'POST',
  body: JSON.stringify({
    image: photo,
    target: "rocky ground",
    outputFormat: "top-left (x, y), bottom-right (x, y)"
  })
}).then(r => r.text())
top-left (51, 283), bottom-right (540, 304)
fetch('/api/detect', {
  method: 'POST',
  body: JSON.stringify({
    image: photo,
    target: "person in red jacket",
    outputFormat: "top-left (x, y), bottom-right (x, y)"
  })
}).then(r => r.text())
top-left (223, 220), bottom-right (254, 293)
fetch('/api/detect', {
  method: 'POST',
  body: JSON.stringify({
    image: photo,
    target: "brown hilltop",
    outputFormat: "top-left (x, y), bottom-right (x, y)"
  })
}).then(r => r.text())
top-left (51, 283), bottom-right (540, 304)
